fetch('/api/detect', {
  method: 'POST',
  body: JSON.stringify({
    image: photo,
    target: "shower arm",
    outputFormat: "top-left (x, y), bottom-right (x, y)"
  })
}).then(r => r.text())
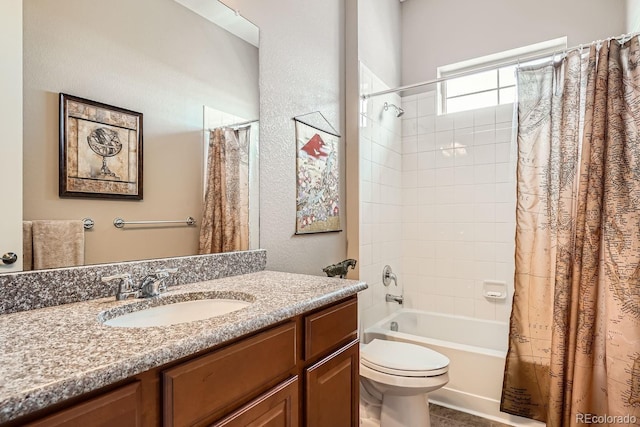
top-left (383, 102), bottom-right (405, 117)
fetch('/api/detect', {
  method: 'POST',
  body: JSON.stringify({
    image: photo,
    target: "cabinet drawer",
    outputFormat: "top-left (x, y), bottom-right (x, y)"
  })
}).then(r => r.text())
top-left (304, 297), bottom-right (357, 361)
top-left (25, 382), bottom-right (141, 427)
top-left (212, 377), bottom-right (299, 427)
top-left (163, 322), bottom-right (297, 427)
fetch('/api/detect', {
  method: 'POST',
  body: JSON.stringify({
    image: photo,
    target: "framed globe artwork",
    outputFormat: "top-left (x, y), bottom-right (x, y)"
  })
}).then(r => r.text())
top-left (59, 93), bottom-right (143, 199)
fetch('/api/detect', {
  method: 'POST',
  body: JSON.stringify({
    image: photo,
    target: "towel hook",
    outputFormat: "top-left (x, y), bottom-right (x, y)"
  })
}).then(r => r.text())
top-left (1, 252), bottom-right (18, 265)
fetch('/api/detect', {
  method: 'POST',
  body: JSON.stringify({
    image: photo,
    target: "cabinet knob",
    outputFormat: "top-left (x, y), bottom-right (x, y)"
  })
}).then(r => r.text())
top-left (1, 252), bottom-right (18, 265)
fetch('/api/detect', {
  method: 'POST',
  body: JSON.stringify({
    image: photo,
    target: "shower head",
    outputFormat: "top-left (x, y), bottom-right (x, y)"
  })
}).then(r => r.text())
top-left (384, 102), bottom-right (405, 117)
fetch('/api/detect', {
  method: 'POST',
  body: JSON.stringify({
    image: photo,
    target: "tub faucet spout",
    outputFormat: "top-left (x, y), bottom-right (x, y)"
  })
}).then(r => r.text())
top-left (386, 293), bottom-right (403, 305)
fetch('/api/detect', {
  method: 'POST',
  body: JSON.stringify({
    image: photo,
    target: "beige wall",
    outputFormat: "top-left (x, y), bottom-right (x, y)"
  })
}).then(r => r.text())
top-left (628, 0), bottom-right (640, 33)
top-left (23, 0), bottom-right (258, 266)
top-left (402, 0), bottom-right (627, 84)
top-left (222, 0), bottom-right (348, 275)
top-left (0, 0), bottom-right (23, 272)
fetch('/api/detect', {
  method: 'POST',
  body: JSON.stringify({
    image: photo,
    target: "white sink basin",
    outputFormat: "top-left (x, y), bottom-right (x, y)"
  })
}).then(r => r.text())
top-left (103, 299), bottom-right (251, 327)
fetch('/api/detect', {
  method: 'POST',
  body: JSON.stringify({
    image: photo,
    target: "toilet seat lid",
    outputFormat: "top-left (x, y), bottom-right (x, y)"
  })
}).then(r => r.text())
top-left (361, 339), bottom-right (449, 377)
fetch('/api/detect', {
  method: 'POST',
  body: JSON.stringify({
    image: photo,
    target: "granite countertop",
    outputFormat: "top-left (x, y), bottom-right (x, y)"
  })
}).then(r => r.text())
top-left (0, 270), bottom-right (367, 423)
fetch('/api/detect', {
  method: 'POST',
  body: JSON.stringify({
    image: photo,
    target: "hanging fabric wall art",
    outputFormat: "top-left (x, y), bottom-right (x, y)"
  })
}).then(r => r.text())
top-left (294, 112), bottom-right (341, 234)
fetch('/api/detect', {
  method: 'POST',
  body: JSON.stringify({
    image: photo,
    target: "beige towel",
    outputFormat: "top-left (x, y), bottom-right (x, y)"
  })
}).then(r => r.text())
top-left (31, 220), bottom-right (85, 270)
top-left (23, 221), bottom-right (33, 271)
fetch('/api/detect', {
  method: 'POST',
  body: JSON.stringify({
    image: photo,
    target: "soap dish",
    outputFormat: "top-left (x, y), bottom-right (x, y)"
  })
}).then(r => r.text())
top-left (483, 280), bottom-right (507, 300)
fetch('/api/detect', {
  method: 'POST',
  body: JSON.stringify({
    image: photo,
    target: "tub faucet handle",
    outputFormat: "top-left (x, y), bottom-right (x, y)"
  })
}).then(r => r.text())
top-left (382, 265), bottom-right (397, 287)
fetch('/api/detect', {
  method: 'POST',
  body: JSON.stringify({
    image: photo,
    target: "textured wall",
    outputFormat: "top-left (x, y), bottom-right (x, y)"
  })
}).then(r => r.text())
top-left (222, 0), bottom-right (347, 275)
top-left (402, 0), bottom-right (627, 83)
top-left (23, 0), bottom-right (258, 266)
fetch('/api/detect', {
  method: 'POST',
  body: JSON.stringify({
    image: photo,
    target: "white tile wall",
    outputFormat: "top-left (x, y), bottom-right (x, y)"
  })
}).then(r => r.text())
top-left (359, 67), bottom-right (517, 326)
top-left (359, 63), bottom-right (404, 329)
top-left (400, 91), bottom-right (516, 323)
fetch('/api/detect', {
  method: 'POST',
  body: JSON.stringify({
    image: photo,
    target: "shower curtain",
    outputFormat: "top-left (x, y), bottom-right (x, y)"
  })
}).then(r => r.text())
top-left (199, 126), bottom-right (250, 254)
top-left (501, 36), bottom-right (640, 426)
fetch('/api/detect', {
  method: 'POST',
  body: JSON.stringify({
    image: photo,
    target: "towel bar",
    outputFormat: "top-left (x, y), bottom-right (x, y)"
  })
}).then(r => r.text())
top-left (82, 218), bottom-right (94, 230)
top-left (113, 217), bottom-right (197, 228)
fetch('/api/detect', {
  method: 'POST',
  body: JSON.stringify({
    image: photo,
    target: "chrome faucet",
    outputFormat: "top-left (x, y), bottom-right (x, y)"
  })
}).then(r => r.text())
top-left (101, 268), bottom-right (178, 300)
top-left (102, 273), bottom-right (139, 300)
top-left (385, 294), bottom-right (404, 305)
top-left (382, 265), bottom-right (402, 304)
top-left (139, 268), bottom-right (178, 298)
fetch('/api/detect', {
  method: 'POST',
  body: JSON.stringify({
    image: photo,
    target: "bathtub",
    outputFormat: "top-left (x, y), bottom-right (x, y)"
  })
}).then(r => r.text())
top-left (363, 309), bottom-right (544, 427)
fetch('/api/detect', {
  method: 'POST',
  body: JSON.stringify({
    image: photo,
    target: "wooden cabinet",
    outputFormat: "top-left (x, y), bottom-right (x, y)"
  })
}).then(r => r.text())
top-left (304, 298), bottom-right (357, 361)
top-left (8, 296), bottom-right (359, 427)
top-left (163, 322), bottom-right (297, 427)
top-left (212, 377), bottom-right (299, 427)
top-left (304, 341), bottom-right (359, 427)
top-left (24, 382), bottom-right (142, 427)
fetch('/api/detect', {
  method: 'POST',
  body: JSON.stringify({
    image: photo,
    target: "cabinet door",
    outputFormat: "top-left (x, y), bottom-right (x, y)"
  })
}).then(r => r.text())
top-left (25, 382), bottom-right (141, 427)
top-left (212, 377), bottom-right (298, 427)
top-left (304, 340), bottom-right (359, 427)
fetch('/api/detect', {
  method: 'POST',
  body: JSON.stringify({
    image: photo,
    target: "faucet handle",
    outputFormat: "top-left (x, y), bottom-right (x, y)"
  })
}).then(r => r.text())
top-left (155, 268), bottom-right (178, 292)
top-left (382, 265), bottom-right (397, 287)
top-left (139, 268), bottom-right (178, 298)
top-left (101, 273), bottom-right (131, 282)
top-left (101, 273), bottom-right (138, 300)
top-left (101, 273), bottom-right (133, 289)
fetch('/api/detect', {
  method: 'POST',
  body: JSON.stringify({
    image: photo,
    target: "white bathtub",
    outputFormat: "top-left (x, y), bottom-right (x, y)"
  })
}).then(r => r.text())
top-left (364, 309), bottom-right (544, 427)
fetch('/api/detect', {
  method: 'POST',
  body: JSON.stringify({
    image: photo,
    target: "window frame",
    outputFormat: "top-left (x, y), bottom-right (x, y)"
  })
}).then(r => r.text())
top-left (438, 37), bottom-right (567, 115)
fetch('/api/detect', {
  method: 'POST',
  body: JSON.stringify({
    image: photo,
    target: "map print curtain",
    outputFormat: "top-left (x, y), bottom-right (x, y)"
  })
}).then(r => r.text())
top-left (199, 127), bottom-right (250, 254)
top-left (501, 36), bottom-right (640, 426)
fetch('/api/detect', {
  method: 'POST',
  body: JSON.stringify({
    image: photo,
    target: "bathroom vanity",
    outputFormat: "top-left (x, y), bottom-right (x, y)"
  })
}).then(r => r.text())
top-left (0, 268), bottom-right (366, 426)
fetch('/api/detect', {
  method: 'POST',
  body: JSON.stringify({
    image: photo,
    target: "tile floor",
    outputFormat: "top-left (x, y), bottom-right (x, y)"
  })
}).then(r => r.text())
top-left (430, 404), bottom-right (512, 427)
top-left (360, 391), bottom-right (513, 427)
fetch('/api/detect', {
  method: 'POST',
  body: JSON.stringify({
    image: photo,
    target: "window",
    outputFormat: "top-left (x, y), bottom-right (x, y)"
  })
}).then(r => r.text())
top-left (438, 37), bottom-right (567, 114)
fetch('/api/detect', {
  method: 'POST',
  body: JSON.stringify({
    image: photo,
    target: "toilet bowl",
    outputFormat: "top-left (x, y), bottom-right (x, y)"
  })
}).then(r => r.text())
top-left (360, 339), bottom-right (449, 427)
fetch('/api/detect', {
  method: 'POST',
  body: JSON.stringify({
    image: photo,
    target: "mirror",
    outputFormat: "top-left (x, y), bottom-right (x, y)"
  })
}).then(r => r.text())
top-left (19, 0), bottom-right (259, 270)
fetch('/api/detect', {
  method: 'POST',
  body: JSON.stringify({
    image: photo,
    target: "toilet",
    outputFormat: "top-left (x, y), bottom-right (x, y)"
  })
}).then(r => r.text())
top-left (360, 339), bottom-right (450, 427)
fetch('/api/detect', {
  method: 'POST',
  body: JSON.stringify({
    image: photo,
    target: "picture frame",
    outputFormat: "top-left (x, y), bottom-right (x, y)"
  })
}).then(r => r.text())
top-left (59, 93), bottom-right (143, 200)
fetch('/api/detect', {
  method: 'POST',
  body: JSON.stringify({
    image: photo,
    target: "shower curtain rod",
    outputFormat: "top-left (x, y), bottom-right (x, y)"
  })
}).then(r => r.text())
top-left (361, 31), bottom-right (640, 100)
